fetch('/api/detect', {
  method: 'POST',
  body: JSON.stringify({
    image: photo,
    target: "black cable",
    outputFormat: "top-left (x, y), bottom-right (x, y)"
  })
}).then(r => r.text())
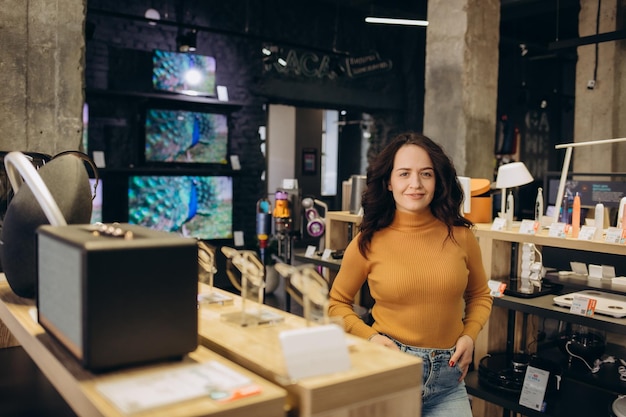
top-left (593, 0), bottom-right (601, 83)
top-left (555, 0), bottom-right (560, 41)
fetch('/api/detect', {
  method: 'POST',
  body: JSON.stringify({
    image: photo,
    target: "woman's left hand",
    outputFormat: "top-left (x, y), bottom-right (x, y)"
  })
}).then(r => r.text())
top-left (449, 335), bottom-right (474, 381)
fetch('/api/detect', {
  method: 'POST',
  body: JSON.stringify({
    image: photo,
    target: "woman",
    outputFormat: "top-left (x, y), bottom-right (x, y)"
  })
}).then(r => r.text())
top-left (328, 132), bottom-right (493, 417)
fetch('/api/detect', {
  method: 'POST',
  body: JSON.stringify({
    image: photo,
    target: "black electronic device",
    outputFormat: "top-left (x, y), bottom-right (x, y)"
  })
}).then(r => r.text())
top-left (478, 352), bottom-right (562, 395)
top-left (36, 223), bottom-right (198, 371)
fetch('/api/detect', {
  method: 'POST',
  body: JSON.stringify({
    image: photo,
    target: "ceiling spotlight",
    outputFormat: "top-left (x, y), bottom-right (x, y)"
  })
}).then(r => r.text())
top-left (144, 8), bottom-right (161, 26)
top-left (277, 57), bottom-right (287, 67)
top-left (261, 45), bottom-right (278, 56)
top-left (520, 43), bottom-right (528, 56)
top-left (365, 17), bottom-right (428, 26)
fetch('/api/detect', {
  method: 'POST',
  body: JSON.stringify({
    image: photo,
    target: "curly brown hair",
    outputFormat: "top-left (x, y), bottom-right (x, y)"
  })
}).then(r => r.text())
top-left (357, 132), bottom-right (473, 257)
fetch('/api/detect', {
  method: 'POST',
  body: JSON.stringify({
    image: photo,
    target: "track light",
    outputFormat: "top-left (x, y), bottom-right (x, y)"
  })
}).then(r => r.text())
top-left (365, 17), bottom-right (428, 26)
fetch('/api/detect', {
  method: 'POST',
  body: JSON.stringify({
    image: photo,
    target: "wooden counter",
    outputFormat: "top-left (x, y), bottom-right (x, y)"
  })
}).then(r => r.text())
top-left (0, 275), bottom-right (287, 417)
top-left (197, 285), bottom-right (422, 417)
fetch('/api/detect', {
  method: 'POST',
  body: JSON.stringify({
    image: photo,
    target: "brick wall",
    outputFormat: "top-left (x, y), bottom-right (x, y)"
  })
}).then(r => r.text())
top-left (84, 0), bottom-right (424, 265)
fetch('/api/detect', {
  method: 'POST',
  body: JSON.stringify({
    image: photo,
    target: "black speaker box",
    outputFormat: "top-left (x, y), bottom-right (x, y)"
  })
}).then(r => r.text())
top-left (36, 223), bottom-right (198, 371)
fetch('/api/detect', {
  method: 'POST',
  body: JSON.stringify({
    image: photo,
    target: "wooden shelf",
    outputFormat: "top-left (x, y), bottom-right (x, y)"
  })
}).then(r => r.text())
top-left (473, 223), bottom-right (626, 256)
top-left (472, 225), bottom-right (626, 417)
top-left (324, 211), bottom-right (361, 258)
top-left (0, 276), bottom-right (286, 417)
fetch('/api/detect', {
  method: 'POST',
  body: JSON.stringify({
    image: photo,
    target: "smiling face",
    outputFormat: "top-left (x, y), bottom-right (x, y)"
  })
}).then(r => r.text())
top-left (387, 144), bottom-right (436, 215)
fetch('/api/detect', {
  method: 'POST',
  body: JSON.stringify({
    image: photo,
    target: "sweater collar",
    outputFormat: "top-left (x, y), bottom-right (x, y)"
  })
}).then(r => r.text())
top-left (391, 209), bottom-right (437, 229)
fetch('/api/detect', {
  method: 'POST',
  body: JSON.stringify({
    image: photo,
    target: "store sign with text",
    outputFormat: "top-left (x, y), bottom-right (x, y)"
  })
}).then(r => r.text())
top-left (344, 52), bottom-right (393, 77)
top-left (263, 47), bottom-right (392, 79)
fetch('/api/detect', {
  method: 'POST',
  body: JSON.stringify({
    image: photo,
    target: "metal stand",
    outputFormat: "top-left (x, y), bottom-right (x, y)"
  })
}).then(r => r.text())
top-left (220, 247), bottom-right (284, 326)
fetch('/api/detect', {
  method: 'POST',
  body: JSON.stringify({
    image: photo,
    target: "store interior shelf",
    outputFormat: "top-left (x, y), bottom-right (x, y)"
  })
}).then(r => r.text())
top-left (293, 249), bottom-right (342, 271)
top-left (466, 369), bottom-right (618, 417)
top-left (86, 88), bottom-right (245, 108)
top-left (493, 294), bottom-right (626, 334)
top-left (544, 272), bottom-right (626, 296)
top-left (472, 226), bottom-right (626, 417)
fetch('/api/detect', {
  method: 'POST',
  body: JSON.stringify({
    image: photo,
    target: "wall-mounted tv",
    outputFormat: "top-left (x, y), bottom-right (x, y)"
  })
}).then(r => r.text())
top-left (144, 109), bottom-right (228, 164)
top-left (128, 175), bottom-right (232, 240)
top-left (152, 50), bottom-right (216, 96)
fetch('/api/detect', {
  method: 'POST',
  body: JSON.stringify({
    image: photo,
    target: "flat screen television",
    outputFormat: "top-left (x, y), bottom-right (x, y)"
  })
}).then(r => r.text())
top-left (152, 49), bottom-right (216, 96)
top-left (144, 109), bottom-right (228, 164)
top-left (128, 175), bottom-right (232, 240)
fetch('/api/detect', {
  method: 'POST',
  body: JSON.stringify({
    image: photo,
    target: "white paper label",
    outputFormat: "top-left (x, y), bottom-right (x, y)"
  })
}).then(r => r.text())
top-left (519, 365), bottom-right (549, 411)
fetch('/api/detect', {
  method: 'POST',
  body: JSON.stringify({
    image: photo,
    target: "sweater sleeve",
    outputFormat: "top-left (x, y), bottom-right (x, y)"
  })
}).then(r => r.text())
top-left (328, 234), bottom-right (376, 340)
top-left (461, 227), bottom-right (493, 342)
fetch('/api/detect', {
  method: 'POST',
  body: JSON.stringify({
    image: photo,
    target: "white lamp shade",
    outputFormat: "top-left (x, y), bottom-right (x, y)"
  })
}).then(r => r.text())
top-left (495, 162), bottom-right (534, 189)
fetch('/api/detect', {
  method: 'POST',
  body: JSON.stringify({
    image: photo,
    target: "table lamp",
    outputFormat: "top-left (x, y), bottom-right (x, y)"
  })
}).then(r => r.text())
top-left (495, 162), bottom-right (534, 222)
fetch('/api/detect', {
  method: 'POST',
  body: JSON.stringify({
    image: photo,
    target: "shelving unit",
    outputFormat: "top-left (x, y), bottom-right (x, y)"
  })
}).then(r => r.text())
top-left (471, 223), bottom-right (626, 417)
top-left (324, 211), bottom-right (362, 252)
top-left (293, 211), bottom-right (360, 283)
top-left (86, 89), bottom-right (245, 109)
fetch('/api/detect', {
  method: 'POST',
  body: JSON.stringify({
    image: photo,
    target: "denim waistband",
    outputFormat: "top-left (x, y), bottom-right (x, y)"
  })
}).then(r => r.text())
top-left (381, 334), bottom-right (456, 357)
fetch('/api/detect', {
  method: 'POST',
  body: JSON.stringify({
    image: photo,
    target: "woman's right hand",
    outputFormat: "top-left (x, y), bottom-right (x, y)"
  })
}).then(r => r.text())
top-left (368, 334), bottom-right (400, 350)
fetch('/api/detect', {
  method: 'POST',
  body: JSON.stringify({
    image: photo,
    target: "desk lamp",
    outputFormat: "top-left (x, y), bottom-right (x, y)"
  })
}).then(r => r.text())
top-left (495, 162), bottom-right (533, 224)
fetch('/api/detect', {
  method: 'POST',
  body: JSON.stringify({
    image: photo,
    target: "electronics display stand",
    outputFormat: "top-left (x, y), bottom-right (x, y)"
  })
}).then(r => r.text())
top-left (196, 241), bottom-right (233, 305)
top-left (275, 263), bottom-right (330, 326)
top-left (220, 247), bottom-right (284, 327)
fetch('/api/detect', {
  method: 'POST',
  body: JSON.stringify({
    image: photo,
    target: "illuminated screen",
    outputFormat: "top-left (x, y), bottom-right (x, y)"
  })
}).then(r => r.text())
top-left (152, 50), bottom-right (216, 96)
top-left (145, 109), bottom-right (228, 164)
top-left (128, 175), bottom-right (232, 240)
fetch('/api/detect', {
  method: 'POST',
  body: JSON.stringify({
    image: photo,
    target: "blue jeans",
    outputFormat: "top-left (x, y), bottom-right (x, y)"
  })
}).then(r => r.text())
top-left (385, 335), bottom-right (473, 417)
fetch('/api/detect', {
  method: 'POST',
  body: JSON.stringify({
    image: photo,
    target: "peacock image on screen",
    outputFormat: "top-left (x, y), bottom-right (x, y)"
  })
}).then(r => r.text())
top-left (152, 49), bottom-right (216, 96)
top-left (128, 175), bottom-right (232, 240)
top-left (145, 109), bottom-right (228, 164)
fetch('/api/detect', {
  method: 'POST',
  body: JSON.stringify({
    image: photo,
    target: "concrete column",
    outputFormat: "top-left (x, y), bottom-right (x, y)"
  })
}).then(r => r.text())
top-left (0, 0), bottom-right (86, 154)
top-left (423, 0), bottom-right (501, 179)
top-left (573, 0), bottom-right (626, 172)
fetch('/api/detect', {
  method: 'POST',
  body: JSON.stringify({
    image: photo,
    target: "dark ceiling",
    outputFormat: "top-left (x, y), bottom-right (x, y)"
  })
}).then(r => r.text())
top-left (317, 0), bottom-right (581, 47)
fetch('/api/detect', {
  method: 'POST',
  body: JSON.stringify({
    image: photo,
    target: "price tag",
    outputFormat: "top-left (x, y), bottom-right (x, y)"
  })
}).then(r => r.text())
top-left (519, 219), bottom-right (538, 235)
top-left (570, 295), bottom-right (596, 316)
top-left (605, 227), bottom-right (625, 244)
top-left (578, 225), bottom-right (596, 241)
top-left (304, 245), bottom-right (317, 258)
top-left (491, 217), bottom-right (506, 231)
top-left (548, 222), bottom-right (567, 238)
top-left (487, 280), bottom-right (506, 297)
top-left (519, 365), bottom-right (550, 411)
top-left (321, 248), bottom-right (333, 260)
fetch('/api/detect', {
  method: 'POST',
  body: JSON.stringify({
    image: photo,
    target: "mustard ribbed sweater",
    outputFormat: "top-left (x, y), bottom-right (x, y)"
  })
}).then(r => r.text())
top-left (328, 210), bottom-right (493, 348)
